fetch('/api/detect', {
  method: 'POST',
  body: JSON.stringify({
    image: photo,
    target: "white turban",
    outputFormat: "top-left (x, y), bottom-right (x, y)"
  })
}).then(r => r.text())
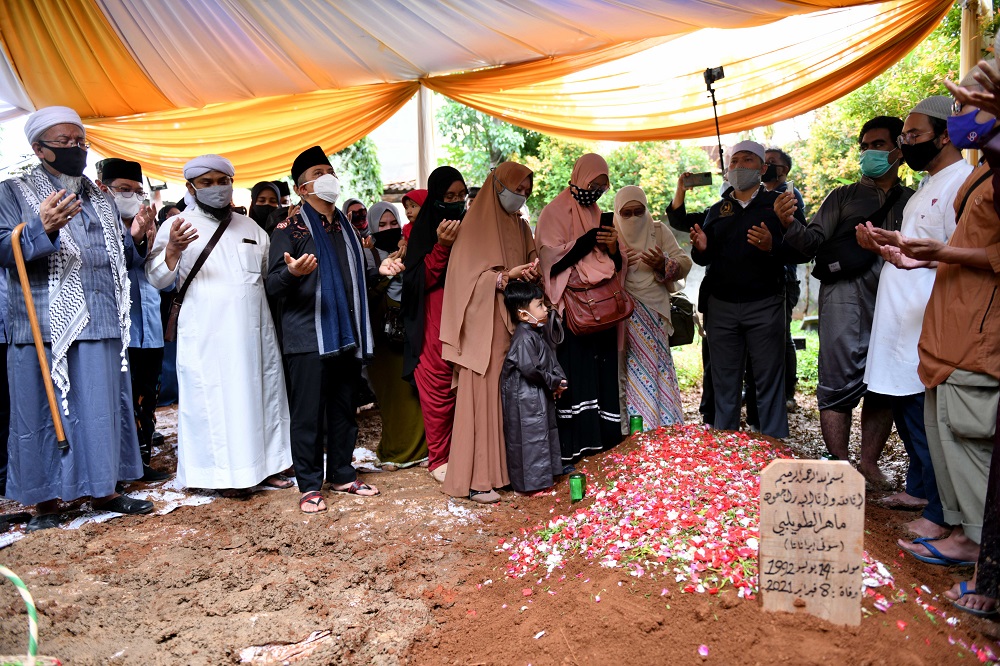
top-left (24, 106), bottom-right (85, 145)
top-left (730, 140), bottom-right (766, 163)
top-left (183, 154), bottom-right (235, 180)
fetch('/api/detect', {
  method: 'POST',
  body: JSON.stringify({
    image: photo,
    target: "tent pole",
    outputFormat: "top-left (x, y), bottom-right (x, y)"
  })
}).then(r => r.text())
top-left (960, 0), bottom-right (988, 165)
top-left (417, 85), bottom-right (436, 188)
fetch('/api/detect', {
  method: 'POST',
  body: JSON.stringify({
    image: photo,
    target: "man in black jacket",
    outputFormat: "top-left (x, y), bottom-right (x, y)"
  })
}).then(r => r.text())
top-left (266, 146), bottom-right (401, 513)
top-left (690, 140), bottom-right (802, 439)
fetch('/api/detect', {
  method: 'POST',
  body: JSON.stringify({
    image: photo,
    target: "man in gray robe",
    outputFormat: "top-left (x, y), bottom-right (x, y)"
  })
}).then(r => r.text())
top-left (774, 115), bottom-right (913, 488)
top-left (0, 106), bottom-right (154, 530)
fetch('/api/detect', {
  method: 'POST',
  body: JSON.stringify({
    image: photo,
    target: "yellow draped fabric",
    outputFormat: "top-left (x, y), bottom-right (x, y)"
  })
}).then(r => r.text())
top-left (425, 0), bottom-right (953, 140)
top-left (84, 83), bottom-right (419, 184)
top-left (0, 0), bottom-right (169, 117)
top-left (0, 0), bottom-right (954, 182)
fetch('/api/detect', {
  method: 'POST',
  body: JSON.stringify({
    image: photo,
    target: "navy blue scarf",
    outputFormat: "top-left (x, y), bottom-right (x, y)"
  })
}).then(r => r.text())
top-left (301, 203), bottom-right (358, 356)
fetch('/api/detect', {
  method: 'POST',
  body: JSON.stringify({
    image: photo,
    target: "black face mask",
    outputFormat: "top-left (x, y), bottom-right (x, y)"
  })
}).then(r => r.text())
top-left (250, 204), bottom-right (277, 226)
top-left (762, 164), bottom-right (779, 183)
top-left (900, 137), bottom-right (943, 172)
top-left (433, 200), bottom-right (466, 220)
top-left (569, 183), bottom-right (605, 207)
top-left (41, 144), bottom-right (87, 177)
top-left (373, 227), bottom-right (402, 253)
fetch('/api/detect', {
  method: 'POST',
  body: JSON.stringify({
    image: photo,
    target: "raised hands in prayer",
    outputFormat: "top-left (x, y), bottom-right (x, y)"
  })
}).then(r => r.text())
top-left (40, 189), bottom-right (82, 234)
top-left (773, 190), bottom-right (798, 228)
top-left (165, 218), bottom-right (198, 270)
top-left (436, 219), bottom-right (460, 247)
top-left (284, 251), bottom-right (317, 277)
top-left (747, 223), bottom-right (772, 252)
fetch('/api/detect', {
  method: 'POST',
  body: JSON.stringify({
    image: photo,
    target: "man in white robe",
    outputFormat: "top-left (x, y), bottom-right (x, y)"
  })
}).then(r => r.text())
top-left (146, 155), bottom-right (291, 493)
top-left (857, 96), bottom-right (973, 541)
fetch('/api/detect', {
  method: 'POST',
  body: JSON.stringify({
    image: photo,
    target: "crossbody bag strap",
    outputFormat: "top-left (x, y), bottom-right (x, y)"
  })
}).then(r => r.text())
top-left (955, 169), bottom-right (992, 223)
top-left (175, 218), bottom-right (231, 304)
top-left (867, 186), bottom-right (903, 228)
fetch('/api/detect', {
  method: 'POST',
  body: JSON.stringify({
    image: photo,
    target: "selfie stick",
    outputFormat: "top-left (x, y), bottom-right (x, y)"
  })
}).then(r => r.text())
top-left (705, 67), bottom-right (725, 175)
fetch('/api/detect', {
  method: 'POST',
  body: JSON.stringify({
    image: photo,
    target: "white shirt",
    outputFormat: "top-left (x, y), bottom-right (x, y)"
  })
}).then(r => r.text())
top-left (865, 158), bottom-right (974, 395)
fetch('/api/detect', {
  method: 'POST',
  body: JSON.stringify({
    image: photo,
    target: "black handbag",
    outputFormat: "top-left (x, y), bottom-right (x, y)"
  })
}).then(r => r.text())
top-left (668, 292), bottom-right (697, 347)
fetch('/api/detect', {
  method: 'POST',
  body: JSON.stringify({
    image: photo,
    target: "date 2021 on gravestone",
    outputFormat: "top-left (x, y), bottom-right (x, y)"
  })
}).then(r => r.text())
top-left (759, 459), bottom-right (865, 626)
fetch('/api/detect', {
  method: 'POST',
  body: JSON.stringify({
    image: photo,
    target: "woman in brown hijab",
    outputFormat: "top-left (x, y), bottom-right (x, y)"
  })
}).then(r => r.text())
top-left (440, 162), bottom-right (540, 503)
top-left (536, 153), bottom-right (624, 467)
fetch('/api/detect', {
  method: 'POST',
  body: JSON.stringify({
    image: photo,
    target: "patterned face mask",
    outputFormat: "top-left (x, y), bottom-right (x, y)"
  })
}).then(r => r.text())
top-left (569, 183), bottom-right (606, 207)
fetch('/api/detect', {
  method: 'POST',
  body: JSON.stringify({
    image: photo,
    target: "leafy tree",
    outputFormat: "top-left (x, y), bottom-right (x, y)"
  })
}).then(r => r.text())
top-left (330, 136), bottom-right (383, 206)
top-left (605, 141), bottom-right (720, 219)
top-left (522, 135), bottom-right (595, 214)
top-left (437, 98), bottom-right (543, 186)
top-left (794, 2), bottom-right (962, 211)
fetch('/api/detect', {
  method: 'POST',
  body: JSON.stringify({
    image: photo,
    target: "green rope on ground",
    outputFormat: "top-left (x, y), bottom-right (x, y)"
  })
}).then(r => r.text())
top-left (0, 565), bottom-right (38, 664)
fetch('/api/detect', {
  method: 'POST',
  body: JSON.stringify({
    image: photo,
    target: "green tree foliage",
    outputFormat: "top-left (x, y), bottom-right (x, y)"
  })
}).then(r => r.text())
top-left (796, 3), bottom-right (961, 212)
top-left (523, 136), bottom-right (595, 213)
top-left (437, 99), bottom-right (543, 186)
top-left (330, 136), bottom-right (383, 206)
top-left (605, 141), bottom-right (720, 218)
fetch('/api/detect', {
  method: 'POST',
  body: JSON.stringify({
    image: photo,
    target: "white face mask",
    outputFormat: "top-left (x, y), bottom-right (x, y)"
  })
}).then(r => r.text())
top-left (519, 309), bottom-right (545, 328)
top-left (305, 174), bottom-right (340, 205)
top-left (113, 193), bottom-right (141, 219)
top-left (194, 184), bottom-right (234, 209)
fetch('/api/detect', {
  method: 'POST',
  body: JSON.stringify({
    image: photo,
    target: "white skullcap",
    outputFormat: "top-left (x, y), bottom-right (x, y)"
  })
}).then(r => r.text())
top-left (959, 59), bottom-right (996, 88)
top-left (910, 95), bottom-right (952, 121)
top-left (24, 106), bottom-right (85, 145)
top-left (730, 140), bottom-right (766, 162)
top-left (183, 154), bottom-right (235, 180)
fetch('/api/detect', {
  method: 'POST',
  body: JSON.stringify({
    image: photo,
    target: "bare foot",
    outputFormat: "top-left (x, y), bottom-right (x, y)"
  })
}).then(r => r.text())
top-left (859, 464), bottom-right (893, 491)
top-left (903, 516), bottom-right (949, 540)
top-left (877, 491), bottom-right (927, 510)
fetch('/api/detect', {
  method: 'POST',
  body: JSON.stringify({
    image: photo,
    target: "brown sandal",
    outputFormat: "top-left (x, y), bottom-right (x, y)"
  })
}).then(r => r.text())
top-left (331, 480), bottom-right (380, 496)
top-left (299, 491), bottom-right (327, 513)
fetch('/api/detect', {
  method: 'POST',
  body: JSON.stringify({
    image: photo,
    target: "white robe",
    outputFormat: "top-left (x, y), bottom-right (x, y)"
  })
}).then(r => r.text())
top-left (865, 159), bottom-right (973, 396)
top-left (146, 208), bottom-right (291, 488)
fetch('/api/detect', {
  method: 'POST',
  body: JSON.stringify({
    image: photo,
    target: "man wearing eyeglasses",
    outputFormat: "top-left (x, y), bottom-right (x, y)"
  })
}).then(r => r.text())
top-left (775, 116), bottom-right (912, 489)
top-left (96, 159), bottom-right (170, 483)
top-left (0, 106), bottom-right (156, 530)
top-left (856, 96), bottom-right (973, 541)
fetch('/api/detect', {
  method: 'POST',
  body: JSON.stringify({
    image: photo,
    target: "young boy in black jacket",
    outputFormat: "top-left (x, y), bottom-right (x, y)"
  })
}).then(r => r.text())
top-left (501, 281), bottom-right (568, 496)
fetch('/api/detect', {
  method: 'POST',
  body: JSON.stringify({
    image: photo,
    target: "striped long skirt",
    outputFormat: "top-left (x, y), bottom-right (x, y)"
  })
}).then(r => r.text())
top-left (621, 301), bottom-right (684, 431)
top-left (555, 326), bottom-right (623, 464)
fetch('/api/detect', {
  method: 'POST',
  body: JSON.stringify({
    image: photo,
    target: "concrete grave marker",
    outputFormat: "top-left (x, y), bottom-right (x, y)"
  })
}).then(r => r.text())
top-left (759, 459), bottom-right (865, 626)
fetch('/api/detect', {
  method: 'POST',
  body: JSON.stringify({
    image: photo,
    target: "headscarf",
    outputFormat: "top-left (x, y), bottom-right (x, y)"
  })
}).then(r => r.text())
top-left (535, 153), bottom-right (615, 309)
top-left (401, 166), bottom-right (465, 380)
top-left (440, 162), bottom-right (535, 375)
top-left (401, 189), bottom-right (426, 241)
top-left (613, 186), bottom-right (674, 325)
top-left (341, 197), bottom-right (370, 238)
top-left (24, 106), bottom-right (84, 144)
top-left (369, 201), bottom-right (403, 253)
top-left (249, 181), bottom-right (280, 228)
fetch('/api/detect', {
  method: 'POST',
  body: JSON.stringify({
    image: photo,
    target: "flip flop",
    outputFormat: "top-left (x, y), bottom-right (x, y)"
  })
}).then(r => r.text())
top-left (263, 474), bottom-right (295, 489)
top-left (331, 480), bottom-right (380, 497)
top-left (298, 491), bottom-right (327, 514)
top-left (952, 581), bottom-right (1000, 618)
top-left (902, 537), bottom-right (976, 566)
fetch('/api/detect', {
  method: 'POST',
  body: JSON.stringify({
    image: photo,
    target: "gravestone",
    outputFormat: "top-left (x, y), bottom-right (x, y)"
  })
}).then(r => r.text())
top-left (759, 459), bottom-right (865, 626)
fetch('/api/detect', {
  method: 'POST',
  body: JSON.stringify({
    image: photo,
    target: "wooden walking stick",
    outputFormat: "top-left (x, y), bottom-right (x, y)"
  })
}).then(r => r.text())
top-left (10, 223), bottom-right (69, 452)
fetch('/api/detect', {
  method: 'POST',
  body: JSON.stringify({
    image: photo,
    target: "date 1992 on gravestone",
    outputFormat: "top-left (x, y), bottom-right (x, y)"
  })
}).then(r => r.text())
top-left (759, 459), bottom-right (865, 626)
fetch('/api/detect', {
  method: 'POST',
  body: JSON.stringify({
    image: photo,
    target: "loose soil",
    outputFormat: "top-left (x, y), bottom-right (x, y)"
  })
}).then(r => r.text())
top-left (0, 392), bottom-right (996, 665)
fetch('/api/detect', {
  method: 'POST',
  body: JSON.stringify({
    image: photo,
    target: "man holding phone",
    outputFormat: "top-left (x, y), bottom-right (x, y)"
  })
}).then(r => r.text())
top-left (689, 140), bottom-right (802, 439)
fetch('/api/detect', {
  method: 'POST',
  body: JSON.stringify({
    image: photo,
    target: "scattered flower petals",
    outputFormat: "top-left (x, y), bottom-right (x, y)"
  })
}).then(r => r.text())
top-left (698, 645), bottom-right (709, 657)
top-left (534, 631), bottom-right (545, 639)
top-left (522, 588), bottom-right (533, 597)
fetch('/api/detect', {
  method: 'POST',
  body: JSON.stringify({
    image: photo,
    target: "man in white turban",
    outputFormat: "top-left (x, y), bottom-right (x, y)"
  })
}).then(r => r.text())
top-left (0, 106), bottom-right (154, 530)
top-left (146, 155), bottom-right (292, 496)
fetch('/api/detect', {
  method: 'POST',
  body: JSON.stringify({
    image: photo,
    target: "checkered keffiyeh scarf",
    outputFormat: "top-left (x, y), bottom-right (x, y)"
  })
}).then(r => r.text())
top-left (13, 165), bottom-right (131, 413)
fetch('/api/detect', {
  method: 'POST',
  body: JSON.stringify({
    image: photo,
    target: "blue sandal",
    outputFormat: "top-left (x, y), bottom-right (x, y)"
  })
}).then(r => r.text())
top-left (952, 581), bottom-right (999, 618)
top-left (902, 537), bottom-right (976, 567)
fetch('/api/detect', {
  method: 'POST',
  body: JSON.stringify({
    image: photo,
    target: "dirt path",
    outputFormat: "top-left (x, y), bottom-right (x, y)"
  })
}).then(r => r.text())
top-left (0, 395), bottom-right (996, 665)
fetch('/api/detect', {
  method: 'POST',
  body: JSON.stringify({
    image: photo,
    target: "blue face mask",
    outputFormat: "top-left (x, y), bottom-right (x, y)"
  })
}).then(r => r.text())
top-left (947, 109), bottom-right (997, 149)
top-left (858, 149), bottom-right (896, 178)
